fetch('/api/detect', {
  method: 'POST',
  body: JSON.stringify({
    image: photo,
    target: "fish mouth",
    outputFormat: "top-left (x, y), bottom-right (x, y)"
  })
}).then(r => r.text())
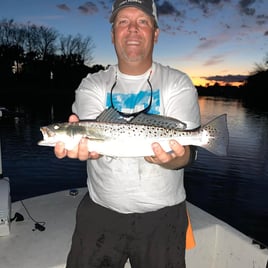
top-left (38, 127), bottom-right (58, 146)
top-left (40, 127), bottom-right (56, 139)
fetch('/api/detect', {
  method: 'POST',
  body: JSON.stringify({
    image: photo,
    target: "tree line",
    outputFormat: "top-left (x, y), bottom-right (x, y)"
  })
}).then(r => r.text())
top-left (0, 18), bottom-right (99, 95)
top-left (0, 18), bottom-right (267, 110)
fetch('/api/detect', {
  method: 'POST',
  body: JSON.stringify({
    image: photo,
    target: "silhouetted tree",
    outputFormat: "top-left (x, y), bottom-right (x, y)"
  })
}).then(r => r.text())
top-left (0, 18), bottom-right (96, 95)
top-left (59, 34), bottom-right (95, 66)
top-left (242, 53), bottom-right (268, 109)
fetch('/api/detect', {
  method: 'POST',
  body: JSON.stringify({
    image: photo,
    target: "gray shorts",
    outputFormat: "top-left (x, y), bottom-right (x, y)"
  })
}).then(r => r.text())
top-left (66, 193), bottom-right (188, 268)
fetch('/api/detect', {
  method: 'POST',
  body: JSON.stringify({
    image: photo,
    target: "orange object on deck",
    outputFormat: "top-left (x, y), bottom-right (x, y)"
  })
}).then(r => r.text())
top-left (186, 211), bottom-right (196, 249)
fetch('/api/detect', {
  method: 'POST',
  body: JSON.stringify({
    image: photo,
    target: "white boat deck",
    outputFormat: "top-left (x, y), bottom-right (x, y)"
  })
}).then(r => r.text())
top-left (0, 187), bottom-right (267, 268)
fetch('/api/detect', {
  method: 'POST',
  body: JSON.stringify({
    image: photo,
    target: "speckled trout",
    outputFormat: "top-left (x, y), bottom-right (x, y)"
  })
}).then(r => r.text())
top-left (38, 108), bottom-right (229, 157)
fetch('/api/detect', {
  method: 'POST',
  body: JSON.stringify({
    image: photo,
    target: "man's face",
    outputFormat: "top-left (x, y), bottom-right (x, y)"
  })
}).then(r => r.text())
top-left (111, 7), bottom-right (159, 64)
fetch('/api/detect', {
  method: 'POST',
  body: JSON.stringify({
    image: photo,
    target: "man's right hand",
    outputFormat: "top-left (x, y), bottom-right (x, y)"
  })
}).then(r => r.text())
top-left (54, 114), bottom-right (101, 161)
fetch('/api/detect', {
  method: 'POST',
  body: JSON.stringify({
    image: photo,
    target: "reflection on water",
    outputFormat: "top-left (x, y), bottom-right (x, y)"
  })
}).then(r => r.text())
top-left (185, 97), bottom-right (268, 247)
top-left (1, 108), bottom-right (87, 202)
top-left (1, 96), bottom-right (268, 247)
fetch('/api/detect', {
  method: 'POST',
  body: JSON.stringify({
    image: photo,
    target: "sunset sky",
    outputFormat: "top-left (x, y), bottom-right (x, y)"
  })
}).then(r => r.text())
top-left (0, 0), bottom-right (267, 86)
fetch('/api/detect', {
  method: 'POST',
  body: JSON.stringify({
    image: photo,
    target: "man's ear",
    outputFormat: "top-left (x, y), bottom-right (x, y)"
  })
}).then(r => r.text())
top-left (154, 28), bottom-right (160, 43)
top-left (111, 30), bottom-right (115, 44)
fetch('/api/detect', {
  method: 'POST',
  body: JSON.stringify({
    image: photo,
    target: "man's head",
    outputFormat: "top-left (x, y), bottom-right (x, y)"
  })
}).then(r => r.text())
top-left (110, 0), bottom-right (158, 28)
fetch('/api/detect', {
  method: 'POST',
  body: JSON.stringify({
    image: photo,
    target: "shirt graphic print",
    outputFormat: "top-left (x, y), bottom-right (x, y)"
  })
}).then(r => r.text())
top-left (106, 89), bottom-right (160, 115)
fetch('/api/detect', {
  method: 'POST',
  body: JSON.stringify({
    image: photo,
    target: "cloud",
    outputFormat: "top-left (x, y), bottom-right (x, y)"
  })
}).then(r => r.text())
top-left (203, 74), bottom-right (248, 83)
top-left (197, 33), bottom-right (231, 51)
top-left (186, 0), bottom-right (258, 17)
top-left (56, 4), bottom-right (71, 12)
top-left (256, 14), bottom-right (268, 26)
top-left (157, 1), bottom-right (183, 17)
top-left (179, 33), bottom-right (231, 63)
top-left (187, 0), bottom-right (222, 16)
top-left (78, 2), bottom-right (98, 15)
top-left (198, 38), bottom-right (221, 50)
top-left (203, 55), bottom-right (225, 66)
top-left (238, 0), bottom-right (256, 16)
top-left (153, 1), bottom-right (186, 34)
top-left (98, 0), bottom-right (110, 12)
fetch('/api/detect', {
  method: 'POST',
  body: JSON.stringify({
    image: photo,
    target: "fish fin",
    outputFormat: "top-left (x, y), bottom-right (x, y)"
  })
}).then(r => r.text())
top-left (130, 113), bottom-right (187, 130)
top-left (95, 108), bottom-right (127, 123)
top-left (201, 114), bottom-right (229, 156)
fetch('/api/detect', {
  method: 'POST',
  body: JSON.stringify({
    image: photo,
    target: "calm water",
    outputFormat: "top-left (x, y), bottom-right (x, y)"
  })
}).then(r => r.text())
top-left (1, 96), bottom-right (268, 247)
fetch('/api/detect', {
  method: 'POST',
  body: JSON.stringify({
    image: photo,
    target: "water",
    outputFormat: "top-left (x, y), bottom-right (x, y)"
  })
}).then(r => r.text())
top-left (185, 97), bottom-right (268, 247)
top-left (1, 96), bottom-right (268, 247)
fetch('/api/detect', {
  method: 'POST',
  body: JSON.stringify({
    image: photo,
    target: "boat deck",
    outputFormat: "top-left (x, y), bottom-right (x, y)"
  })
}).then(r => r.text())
top-left (0, 187), bottom-right (267, 268)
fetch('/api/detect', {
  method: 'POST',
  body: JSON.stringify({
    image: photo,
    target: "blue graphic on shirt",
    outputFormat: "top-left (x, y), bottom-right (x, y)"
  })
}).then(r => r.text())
top-left (106, 89), bottom-right (160, 115)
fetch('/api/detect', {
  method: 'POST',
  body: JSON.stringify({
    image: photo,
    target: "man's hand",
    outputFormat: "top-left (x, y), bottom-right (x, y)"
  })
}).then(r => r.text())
top-left (54, 114), bottom-right (101, 161)
top-left (144, 140), bottom-right (190, 170)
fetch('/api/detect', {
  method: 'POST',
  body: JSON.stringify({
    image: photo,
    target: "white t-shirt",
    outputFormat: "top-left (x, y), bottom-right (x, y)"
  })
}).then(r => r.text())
top-left (72, 62), bottom-right (201, 213)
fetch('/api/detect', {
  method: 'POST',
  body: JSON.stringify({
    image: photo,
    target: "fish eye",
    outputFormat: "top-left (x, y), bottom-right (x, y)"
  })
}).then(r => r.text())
top-left (53, 125), bottom-right (60, 130)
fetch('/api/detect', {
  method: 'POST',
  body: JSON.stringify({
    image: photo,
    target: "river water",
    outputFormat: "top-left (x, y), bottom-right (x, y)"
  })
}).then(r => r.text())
top-left (1, 96), bottom-right (268, 247)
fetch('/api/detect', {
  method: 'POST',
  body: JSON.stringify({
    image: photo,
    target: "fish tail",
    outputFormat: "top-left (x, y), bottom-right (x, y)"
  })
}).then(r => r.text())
top-left (201, 114), bottom-right (229, 156)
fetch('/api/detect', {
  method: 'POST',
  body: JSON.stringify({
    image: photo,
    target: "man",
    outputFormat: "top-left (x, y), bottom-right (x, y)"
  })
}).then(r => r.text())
top-left (55, 0), bottom-right (201, 267)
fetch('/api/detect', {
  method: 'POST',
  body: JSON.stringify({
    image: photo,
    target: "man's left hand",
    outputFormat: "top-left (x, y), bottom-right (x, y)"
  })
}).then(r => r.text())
top-left (144, 140), bottom-right (190, 169)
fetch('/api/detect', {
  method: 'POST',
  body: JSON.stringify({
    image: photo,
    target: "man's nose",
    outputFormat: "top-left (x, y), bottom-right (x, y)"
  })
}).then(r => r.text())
top-left (128, 21), bottom-right (139, 32)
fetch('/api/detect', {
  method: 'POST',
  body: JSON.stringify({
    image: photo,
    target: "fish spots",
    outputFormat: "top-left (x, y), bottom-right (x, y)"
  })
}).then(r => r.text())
top-left (39, 114), bottom-right (228, 156)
